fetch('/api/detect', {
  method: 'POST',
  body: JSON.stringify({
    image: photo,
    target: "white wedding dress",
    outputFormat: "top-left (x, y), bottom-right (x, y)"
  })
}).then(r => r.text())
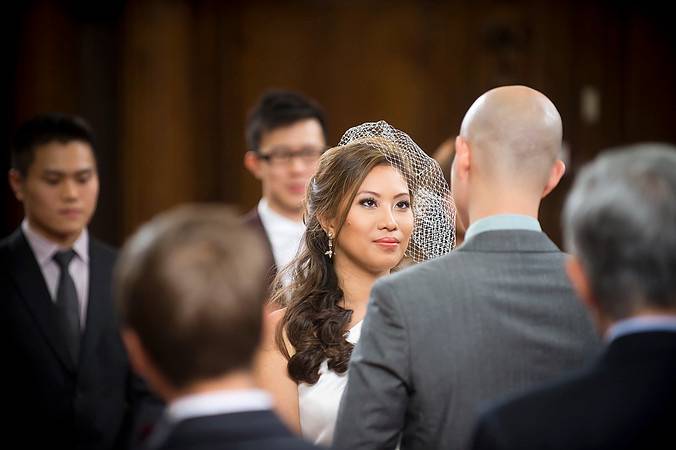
top-left (298, 321), bottom-right (363, 446)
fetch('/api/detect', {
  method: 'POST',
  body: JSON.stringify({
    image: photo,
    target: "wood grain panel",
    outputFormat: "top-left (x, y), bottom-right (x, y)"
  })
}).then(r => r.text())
top-left (119, 0), bottom-right (196, 236)
top-left (7, 0), bottom-right (676, 246)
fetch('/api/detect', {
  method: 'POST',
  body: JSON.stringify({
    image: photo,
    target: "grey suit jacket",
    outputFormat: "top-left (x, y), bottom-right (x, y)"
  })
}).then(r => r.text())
top-left (333, 230), bottom-right (601, 450)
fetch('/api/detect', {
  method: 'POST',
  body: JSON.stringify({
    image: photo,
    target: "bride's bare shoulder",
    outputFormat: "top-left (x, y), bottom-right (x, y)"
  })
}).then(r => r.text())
top-left (267, 305), bottom-right (287, 323)
top-left (260, 306), bottom-right (293, 354)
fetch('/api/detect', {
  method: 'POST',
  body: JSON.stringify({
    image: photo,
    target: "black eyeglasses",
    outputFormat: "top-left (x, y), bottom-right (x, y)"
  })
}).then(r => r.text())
top-left (257, 146), bottom-right (326, 166)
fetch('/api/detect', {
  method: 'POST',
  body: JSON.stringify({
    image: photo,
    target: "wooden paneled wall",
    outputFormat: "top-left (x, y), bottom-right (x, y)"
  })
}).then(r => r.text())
top-left (5, 0), bottom-right (676, 246)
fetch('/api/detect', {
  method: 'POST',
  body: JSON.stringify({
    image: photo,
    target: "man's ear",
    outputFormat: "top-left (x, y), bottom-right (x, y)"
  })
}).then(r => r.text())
top-left (8, 169), bottom-right (24, 202)
top-left (122, 328), bottom-right (174, 400)
top-left (122, 328), bottom-right (151, 380)
top-left (565, 256), bottom-right (597, 311)
top-left (566, 256), bottom-right (609, 335)
top-left (542, 159), bottom-right (566, 198)
top-left (244, 151), bottom-right (263, 180)
top-left (453, 136), bottom-right (471, 181)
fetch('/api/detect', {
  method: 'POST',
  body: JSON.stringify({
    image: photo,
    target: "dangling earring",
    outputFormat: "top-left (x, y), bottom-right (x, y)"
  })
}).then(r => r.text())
top-left (324, 232), bottom-right (334, 259)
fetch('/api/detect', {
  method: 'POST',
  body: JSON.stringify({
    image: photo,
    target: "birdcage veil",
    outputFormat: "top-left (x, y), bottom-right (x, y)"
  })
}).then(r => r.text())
top-left (338, 120), bottom-right (455, 262)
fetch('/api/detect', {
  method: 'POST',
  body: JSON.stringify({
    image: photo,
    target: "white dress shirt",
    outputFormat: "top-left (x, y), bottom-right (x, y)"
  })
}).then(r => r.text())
top-left (257, 198), bottom-right (306, 270)
top-left (22, 219), bottom-right (89, 327)
top-left (167, 389), bottom-right (273, 423)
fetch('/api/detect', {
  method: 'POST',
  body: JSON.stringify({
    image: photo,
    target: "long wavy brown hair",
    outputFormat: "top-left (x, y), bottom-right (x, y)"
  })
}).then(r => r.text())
top-left (271, 138), bottom-right (411, 384)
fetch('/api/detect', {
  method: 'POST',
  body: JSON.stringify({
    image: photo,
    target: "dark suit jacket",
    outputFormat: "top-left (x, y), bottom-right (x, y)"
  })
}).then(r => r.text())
top-left (471, 330), bottom-right (676, 450)
top-left (334, 230), bottom-right (601, 450)
top-left (242, 207), bottom-right (277, 297)
top-left (153, 410), bottom-right (319, 450)
top-left (0, 228), bottom-right (160, 450)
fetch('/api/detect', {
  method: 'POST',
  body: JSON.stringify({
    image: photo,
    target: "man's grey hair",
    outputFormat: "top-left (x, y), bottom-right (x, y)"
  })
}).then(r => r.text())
top-left (563, 143), bottom-right (676, 319)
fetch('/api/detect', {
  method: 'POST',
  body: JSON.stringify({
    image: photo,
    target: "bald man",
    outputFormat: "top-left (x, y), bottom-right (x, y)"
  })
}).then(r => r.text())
top-left (333, 86), bottom-right (601, 450)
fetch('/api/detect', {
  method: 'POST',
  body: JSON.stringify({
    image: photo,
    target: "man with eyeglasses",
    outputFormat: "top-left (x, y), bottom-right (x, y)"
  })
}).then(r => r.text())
top-left (243, 90), bottom-right (327, 290)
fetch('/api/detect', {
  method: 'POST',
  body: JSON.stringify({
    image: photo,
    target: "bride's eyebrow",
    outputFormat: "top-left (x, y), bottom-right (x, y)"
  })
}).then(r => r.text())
top-left (356, 190), bottom-right (380, 197)
top-left (356, 191), bottom-right (410, 198)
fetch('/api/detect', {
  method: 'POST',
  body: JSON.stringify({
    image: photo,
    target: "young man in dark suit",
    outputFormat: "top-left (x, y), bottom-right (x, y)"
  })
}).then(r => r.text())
top-left (115, 205), bottom-right (318, 450)
top-left (1, 113), bottom-right (157, 449)
top-left (471, 144), bottom-right (676, 450)
top-left (242, 90), bottom-right (327, 287)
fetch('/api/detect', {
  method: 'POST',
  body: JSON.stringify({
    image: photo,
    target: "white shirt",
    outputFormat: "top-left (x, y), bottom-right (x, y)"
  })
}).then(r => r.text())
top-left (167, 389), bottom-right (273, 423)
top-left (22, 219), bottom-right (89, 327)
top-left (298, 321), bottom-right (363, 446)
top-left (257, 198), bottom-right (306, 271)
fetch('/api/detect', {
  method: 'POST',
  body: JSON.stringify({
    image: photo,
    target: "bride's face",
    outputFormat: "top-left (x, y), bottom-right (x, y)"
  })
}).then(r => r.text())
top-left (332, 164), bottom-right (413, 277)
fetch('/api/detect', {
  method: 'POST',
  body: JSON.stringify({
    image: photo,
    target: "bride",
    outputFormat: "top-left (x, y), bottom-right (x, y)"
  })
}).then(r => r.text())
top-left (254, 121), bottom-right (455, 446)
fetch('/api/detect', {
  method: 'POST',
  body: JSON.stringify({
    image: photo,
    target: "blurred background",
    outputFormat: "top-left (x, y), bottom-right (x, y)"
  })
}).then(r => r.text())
top-left (3, 0), bottom-right (675, 247)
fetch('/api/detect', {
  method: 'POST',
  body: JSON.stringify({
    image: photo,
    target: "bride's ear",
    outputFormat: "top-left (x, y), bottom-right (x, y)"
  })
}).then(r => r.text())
top-left (317, 215), bottom-right (336, 237)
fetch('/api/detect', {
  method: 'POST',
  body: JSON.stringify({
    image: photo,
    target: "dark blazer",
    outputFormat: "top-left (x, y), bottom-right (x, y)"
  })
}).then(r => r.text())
top-left (0, 228), bottom-right (159, 450)
top-left (153, 410), bottom-right (319, 450)
top-left (334, 230), bottom-right (601, 450)
top-left (242, 207), bottom-right (277, 295)
top-left (471, 330), bottom-right (676, 450)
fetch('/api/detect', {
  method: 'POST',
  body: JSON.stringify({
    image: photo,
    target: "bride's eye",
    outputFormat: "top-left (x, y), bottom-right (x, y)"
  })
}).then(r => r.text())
top-left (359, 197), bottom-right (377, 208)
top-left (395, 200), bottom-right (411, 209)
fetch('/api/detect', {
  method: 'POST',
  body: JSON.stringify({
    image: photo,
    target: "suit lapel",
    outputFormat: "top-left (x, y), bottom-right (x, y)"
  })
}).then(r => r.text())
top-left (79, 239), bottom-right (109, 365)
top-left (242, 208), bottom-right (277, 294)
top-left (8, 230), bottom-right (75, 372)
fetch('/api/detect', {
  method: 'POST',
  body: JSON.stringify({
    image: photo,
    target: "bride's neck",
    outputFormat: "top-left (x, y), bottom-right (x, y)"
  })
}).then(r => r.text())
top-left (335, 261), bottom-right (386, 323)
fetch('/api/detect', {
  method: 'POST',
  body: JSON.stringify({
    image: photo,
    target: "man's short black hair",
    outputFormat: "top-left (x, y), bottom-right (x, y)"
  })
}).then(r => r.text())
top-left (245, 90), bottom-right (327, 152)
top-left (12, 112), bottom-right (97, 175)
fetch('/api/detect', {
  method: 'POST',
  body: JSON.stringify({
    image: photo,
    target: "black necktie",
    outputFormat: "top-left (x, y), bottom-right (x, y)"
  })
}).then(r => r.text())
top-left (53, 249), bottom-right (81, 365)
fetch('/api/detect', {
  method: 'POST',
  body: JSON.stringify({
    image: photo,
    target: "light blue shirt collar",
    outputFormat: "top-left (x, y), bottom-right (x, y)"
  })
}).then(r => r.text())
top-left (605, 315), bottom-right (676, 342)
top-left (464, 214), bottom-right (542, 242)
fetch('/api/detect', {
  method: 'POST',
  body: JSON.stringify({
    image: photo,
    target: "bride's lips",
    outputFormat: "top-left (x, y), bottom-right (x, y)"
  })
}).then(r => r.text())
top-left (374, 237), bottom-right (400, 248)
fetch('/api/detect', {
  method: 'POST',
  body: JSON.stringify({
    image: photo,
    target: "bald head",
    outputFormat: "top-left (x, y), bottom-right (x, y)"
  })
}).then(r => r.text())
top-left (459, 85), bottom-right (563, 187)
